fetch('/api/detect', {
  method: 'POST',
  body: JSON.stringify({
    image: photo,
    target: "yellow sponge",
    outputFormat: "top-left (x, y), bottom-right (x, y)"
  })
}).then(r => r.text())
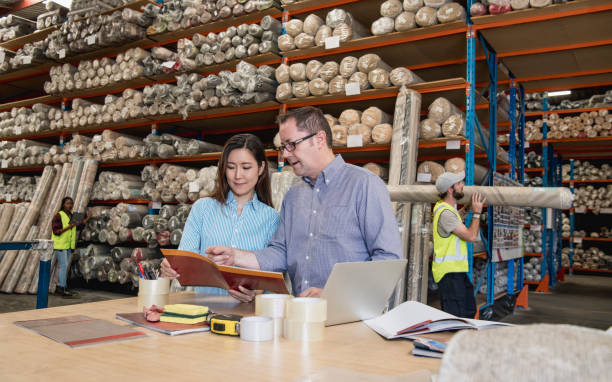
top-left (160, 315), bottom-right (208, 325)
top-left (163, 304), bottom-right (209, 317)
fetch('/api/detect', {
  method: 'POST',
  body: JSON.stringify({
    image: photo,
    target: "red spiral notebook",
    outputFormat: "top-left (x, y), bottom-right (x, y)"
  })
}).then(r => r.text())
top-left (161, 249), bottom-right (289, 294)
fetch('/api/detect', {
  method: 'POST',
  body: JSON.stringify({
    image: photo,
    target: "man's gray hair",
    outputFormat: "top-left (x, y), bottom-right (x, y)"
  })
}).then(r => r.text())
top-left (276, 106), bottom-right (332, 148)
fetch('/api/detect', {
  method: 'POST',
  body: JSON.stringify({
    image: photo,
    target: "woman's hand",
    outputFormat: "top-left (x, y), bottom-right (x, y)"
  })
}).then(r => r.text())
top-left (206, 246), bottom-right (236, 266)
top-left (228, 285), bottom-right (256, 303)
top-left (160, 258), bottom-right (179, 279)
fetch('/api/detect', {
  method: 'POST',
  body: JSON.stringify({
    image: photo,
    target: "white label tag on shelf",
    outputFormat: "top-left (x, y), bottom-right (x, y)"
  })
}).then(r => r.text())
top-left (14, 127), bottom-right (21, 135)
top-left (92, 149), bottom-right (99, 155)
top-left (152, 202), bottom-right (161, 209)
top-left (162, 61), bottom-right (176, 69)
top-left (417, 173), bottom-right (432, 183)
top-left (58, 49), bottom-right (66, 59)
top-left (6, 195), bottom-right (11, 202)
top-left (347, 134), bottom-right (363, 148)
top-left (189, 182), bottom-right (199, 193)
top-left (573, 237), bottom-right (583, 244)
top-left (575, 206), bottom-right (586, 213)
top-left (23, 56), bottom-right (31, 65)
top-left (128, 205), bottom-right (136, 212)
top-left (546, 208), bottom-right (553, 229)
top-left (525, 141), bottom-right (530, 148)
top-left (344, 82), bottom-right (360, 96)
top-left (1, 160), bottom-right (7, 168)
top-left (530, 224), bottom-right (541, 231)
top-left (0, 50), bottom-right (5, 62)
top-left (93, 135), bottom-right (101, 142)
top-left (601, 208), bottom-right (612, 214)
top-left (68, 146), bottom-right (76, 153)
top-left (446, 140), bottom-right (461, 150)
top-left (87, 35), bottom-right (96, 45)
top-left (324, 36), bottom-right (340, 50)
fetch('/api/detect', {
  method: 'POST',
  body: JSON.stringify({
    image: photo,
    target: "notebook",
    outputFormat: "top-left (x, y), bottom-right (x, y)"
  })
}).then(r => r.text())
top-left (14, 315), bottom-right (147, 347)
top-left (115, 312), bottom-right (210, 336)
top-left (364, 301), bottom-right (511, 339)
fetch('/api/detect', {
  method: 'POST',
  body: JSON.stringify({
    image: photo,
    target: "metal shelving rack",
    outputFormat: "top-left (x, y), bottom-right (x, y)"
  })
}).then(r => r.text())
top-left (0, 0), bottom-right (609, 307)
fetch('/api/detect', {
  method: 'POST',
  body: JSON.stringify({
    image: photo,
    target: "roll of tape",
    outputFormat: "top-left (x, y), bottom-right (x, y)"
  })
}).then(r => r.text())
top-left (286, 297), bottom-right (327, 322)
top-left (239, 316), bottom-right (274, 342)
top-left (284, 320), bottom-right (325, 341)
top-left (255, 294), bottom-right (292, 318)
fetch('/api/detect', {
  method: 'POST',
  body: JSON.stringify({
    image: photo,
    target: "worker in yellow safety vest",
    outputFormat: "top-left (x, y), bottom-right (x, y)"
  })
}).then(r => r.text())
top-left (433, 172), bottom-right (486, 318)
top-left (51, 197), bottom-right (90, 297)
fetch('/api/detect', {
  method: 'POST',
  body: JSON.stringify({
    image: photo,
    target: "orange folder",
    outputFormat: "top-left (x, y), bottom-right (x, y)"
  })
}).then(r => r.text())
top-left (161, 249), bottom-right (289, 294)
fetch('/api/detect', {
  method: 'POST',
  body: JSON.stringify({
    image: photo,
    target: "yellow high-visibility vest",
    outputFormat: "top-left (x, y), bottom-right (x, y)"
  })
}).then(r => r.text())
top-left (432, 201), bottom-right (468, 283)
top-left (51, 210), bottom-right (76, 250)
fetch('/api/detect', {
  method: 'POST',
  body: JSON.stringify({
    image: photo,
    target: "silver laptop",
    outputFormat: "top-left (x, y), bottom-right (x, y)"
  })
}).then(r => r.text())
top-left (321, 259), bottom-right (407, 326)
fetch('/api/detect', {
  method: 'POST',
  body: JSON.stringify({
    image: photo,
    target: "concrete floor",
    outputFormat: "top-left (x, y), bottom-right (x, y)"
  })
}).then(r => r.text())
top-left (500, 274), bottom-right (612, 330)
top-left (1, 275), bottom-right (611, 331)
top-left (0, 288), bottom-right (129, 314)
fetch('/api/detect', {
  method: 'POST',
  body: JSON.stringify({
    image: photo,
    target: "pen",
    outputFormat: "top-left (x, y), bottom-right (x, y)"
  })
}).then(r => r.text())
top-left (138, 263), bottom-right (146, 279)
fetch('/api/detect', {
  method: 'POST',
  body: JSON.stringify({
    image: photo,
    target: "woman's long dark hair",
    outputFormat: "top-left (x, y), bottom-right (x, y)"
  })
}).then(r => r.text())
top-left (211, 134), bottom-right (273, 208)
top-left (60, 196), bottom-right (73, 212)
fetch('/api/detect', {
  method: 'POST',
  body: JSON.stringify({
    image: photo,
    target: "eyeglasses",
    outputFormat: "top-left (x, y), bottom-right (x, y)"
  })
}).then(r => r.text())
top-left (276, 133), bottom-right (316, 153)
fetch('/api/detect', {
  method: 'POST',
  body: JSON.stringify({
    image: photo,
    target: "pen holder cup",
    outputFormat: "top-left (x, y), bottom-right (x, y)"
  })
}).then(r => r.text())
top-left (137, 278), bottom-right (170, 311)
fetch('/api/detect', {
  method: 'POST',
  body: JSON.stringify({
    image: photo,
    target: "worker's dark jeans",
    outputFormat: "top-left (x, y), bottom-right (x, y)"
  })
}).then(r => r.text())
top-left (438, 272), bottom-right (477, 318)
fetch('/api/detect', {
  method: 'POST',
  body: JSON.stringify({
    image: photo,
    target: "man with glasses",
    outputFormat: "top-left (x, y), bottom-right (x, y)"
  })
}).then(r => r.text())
top-left (205, 106), bottom-right (402, 301)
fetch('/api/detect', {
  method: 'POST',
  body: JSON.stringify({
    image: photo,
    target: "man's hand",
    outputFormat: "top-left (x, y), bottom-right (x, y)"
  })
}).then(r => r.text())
top-left (160, 258), bottom-right (179, 279)
top-left (471, 192), bottom-right (486, 214)
top-left (205, 246), bottom-right (236, 266)
top-left (228, 285), bottom-right (256, 303)
top-left (298, 287), bottom-right (323, 298)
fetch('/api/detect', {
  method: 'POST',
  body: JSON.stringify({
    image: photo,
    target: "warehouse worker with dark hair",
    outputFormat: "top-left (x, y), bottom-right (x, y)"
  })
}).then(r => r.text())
top-left (51, 196), bottom-right (90, 297)
top-left (433, 172), bottom-right (486, 318)
top-left (203, 106), bottom-right (402, 300)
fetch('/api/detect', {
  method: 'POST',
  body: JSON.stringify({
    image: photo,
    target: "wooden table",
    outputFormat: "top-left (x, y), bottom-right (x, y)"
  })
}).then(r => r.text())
top-left (0, 293), bottom-right (444, 381)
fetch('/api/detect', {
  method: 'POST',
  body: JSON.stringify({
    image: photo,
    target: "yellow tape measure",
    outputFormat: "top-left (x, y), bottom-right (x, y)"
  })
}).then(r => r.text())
top-left (209, 314), bottom-right (242, 336)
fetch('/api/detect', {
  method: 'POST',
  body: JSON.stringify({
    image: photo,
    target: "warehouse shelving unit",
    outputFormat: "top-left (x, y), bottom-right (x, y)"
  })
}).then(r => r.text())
top-left (0, 0), bottom-right (609, 309)
top-left (564, 157), bottom-right (612, 276)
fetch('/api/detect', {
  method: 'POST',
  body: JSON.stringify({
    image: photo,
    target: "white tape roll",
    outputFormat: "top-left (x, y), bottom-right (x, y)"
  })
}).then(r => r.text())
top-left (239, 316), bottom-right (274, 342)
top-left (284, 320), bottom-right (325, 341)
top-left (286, 297), bottom-right (327, 322)
top-left (255, 294), bottom-right (292, 318)
top-left (256, 294), bottom-right (293, 338)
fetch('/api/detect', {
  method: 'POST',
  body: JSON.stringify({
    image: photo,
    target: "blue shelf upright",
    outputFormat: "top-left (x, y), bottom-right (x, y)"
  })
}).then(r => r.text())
top-left (568, 159), bottom-right (575, 270)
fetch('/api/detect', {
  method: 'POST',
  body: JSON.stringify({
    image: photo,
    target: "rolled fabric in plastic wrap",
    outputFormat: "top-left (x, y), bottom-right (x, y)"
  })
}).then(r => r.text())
top-left (303, 14), bottom-right (324, 35)
top-left (416, 161), bottom-right (445, 183)
top-left (415, 6), bottom-right (438, 27)
top-left (395, 11), bottom-right (416, 31)
top-left (314, 25), bottom-right (332, 46)
top-left (372, 17), bottom-right (394, 35)
top-left (363, 163), bottom-right (389, 180)
top-left (372, 123), bottom-right (393, 144)
top-left (387, 185), bottom-right (574, 209)
top-left (332, 125), bottom-right (348, 147)
top-left (403, 0), bottom-right (424, 12)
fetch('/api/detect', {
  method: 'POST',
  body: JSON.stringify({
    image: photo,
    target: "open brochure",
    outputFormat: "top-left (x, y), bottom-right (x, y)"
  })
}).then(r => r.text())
top-left (364, 301), bottom-right (511, 339)
top-left (161, 249), bottom-right (289, 294)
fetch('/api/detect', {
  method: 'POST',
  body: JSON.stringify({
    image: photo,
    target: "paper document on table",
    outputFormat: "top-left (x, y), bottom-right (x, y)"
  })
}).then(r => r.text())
top-left (364, 301), bottom-right (510, 339)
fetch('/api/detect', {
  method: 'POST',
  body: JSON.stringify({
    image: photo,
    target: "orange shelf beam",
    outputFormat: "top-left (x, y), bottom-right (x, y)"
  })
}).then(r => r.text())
top-left (473, 1), bottom-right (612, 31)
top-left (524, 252), bottom-right (543, 257)
top-left (525, 106), bottom-right (612, 117)
top-left (563, 179), bottom-right (612, 184)
top-left (562, 237), bottom-right (612, 242)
